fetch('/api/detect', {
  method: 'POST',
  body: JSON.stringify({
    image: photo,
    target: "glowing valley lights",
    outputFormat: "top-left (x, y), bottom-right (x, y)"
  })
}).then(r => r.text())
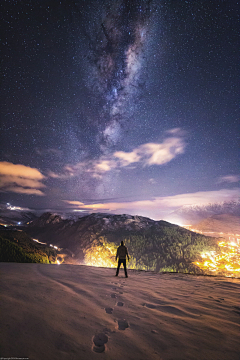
top-left (83, 237), bottom-right (240, 278)
top-left (33, 238), bottom-right (47, 245)
top-left (6, 203), bottom-right (29, 211)
top-left (194, 241), bottom-right (240, 278)
top-left (84, 239), bottom-right (118, 268)
top-left (50, 244), bottom-right (60, 250)
top-left (84, 247), bottom-right (116, 268)
top-left (32, 238), bottom-right (61, 264)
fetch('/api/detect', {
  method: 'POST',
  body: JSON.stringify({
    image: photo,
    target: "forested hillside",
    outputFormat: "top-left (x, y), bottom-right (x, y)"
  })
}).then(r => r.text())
top-left (2, 211), bottom-right (237, 277)
top-left (25, 212), bottom-right (224, 275)
top-left (0, 230), bottom-right (58, 264)
top-left (83, 226), bottom-right (220, 274)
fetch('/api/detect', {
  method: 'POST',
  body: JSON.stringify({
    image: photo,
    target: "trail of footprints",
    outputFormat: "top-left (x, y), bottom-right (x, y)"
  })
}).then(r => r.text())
top-left (92, 280), bottom-right (161, 353)
top-left (92, 281), bottom-right (238, 353)
top-left (92, 280), bottom-right (129, 353)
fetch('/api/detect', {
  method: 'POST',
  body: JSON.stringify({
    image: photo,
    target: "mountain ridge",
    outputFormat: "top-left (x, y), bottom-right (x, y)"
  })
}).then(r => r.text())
top-left (24, 212), bottom-right (221, 275)
top-left (194, 214), bottom-right (240, 235)
top-left (168, 200), bottom-right (240, 224)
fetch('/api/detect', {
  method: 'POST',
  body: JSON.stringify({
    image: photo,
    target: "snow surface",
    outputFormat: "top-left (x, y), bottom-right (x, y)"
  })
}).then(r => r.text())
top-left (0, 263), bottom-right (239, 360)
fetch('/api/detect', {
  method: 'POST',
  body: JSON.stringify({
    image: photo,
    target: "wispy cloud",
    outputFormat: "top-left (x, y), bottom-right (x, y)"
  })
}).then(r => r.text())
top-left (48, 170), bottom-right (74, 179)
top-left (0, 161), bottom-right (46, 196)
top-left (53, 129), bottom-right (187, 180)
top-left (115, 136), bottom-right (185, 167)
top-left (64, 188), bottom-right (240, 220)
top-left (217, 175), bottom-right (240, 184)
top-left (5, 187), bottom-right (45, 196)
top-left (114, 149), bottom-right (140, 166)
top-left (55, 159), bottom-right (117, 180)
top-left (35, 148), bottom-right (63, 157)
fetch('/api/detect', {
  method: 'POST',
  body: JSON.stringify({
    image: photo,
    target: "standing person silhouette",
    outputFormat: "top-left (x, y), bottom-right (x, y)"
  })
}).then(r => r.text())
top-left (115, 241), bottom-right (129, 278)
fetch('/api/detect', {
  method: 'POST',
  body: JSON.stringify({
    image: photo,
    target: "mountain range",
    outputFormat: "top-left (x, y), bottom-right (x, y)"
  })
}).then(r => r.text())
top-left (168, 200), bottom-right (240, 225)
top-left (0, 208), bottom-right (37, 226)
top-left (192, 214), bottom-right (240, 238)
top-left (1, 200), bottom-right (239, 228)
top-left (22, 212), bottom-right (221, 275)
top-left (1, 199), bottom-right (239, 277)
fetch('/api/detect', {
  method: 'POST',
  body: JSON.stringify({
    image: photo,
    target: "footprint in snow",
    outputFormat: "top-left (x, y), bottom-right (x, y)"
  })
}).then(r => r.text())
top-left (92, 333), bottom-right (108, 353)
top-left (144, 303), bottom-right (156, 309)
top-left (105, 307), bottom-right (113, 314)
top-left (233, 306), bottom-right (240, 315)
top-left (112, 287), bottom-right (123, 294)
top-left (117, 301), bottom-right (124, 307)
top-left (117, 319), bottom-right (129, 330)
top-left (111, 293), bottom-right (117, 298)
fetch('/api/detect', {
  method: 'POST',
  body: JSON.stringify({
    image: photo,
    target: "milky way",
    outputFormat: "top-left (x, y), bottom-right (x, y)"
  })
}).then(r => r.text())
top-left (1, 0), bottom-right (239, 218)
top-left (84, 0), bottom-right (154, 149)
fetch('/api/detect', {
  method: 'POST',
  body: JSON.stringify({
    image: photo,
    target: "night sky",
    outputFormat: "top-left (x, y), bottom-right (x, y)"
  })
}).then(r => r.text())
top-left (1, 0), bottom-right (239, 221)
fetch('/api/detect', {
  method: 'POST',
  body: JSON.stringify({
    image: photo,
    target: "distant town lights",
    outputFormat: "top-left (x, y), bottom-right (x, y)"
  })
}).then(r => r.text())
top-left (7, 203), bottom-right (25, 211)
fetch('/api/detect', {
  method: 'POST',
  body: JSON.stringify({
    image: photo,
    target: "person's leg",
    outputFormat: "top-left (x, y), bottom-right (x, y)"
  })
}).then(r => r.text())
top-left (116, 259), bottom-right (121, 276)
top-left (123, 259), bottom-right (128, 277)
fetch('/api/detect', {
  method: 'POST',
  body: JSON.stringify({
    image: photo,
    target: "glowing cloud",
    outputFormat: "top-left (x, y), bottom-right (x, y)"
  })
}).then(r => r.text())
top-left (217, 175), bottom-right (240, 184)
top-left (48, 170), bottom-right (74, 179)
top-left (114, 150), bottom-right (141, 166)
top-left (105, 132), bottom-right (186, 169)
top-left (57, 129), bottom-right (187, 180)
top-left (0, 162), bottom-right (45, 179)
top-left (0, 161), bottom-right (46, 196)
top-left (95, 160), bottom-right (113, 172)
top-left (6, 187), bottom-right (45, 196)
top-left (65, 201), bottom-right (85, 206)
top-left (136, 137), bottom-right (185, 166)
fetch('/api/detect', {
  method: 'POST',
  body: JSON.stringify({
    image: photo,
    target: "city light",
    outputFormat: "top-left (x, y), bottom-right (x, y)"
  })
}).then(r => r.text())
top-left (194, 241), bottom-right (240, 278)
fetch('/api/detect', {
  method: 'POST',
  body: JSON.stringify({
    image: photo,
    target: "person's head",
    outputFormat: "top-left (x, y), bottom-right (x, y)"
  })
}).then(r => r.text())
top-left (121, 241), bottom-right (124, 246)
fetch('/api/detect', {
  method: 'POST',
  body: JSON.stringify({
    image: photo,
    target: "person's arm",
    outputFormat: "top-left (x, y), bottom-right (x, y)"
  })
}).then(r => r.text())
top-left (126, 248), bottom-right (130, 261)
top-left (116, 248), bottom-right (119, 261)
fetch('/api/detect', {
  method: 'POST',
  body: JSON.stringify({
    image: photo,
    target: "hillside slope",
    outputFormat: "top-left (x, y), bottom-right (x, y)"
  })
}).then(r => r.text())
top-left (25, 213), bottom-right (223, 275)
top-left (0, 229), bottom-right (58, 264)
